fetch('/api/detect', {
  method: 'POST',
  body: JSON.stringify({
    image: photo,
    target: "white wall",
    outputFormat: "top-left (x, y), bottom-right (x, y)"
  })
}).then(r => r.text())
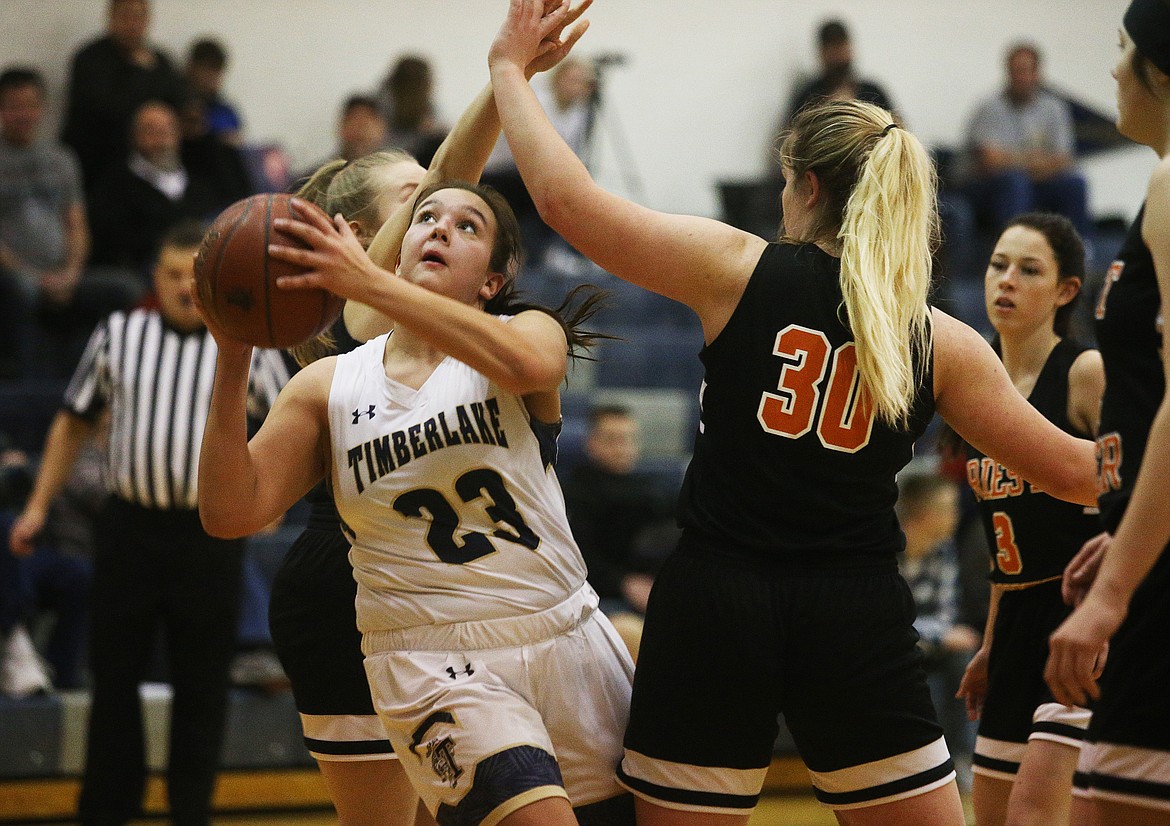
top-left (1, 0), bottom-right (1151, 222)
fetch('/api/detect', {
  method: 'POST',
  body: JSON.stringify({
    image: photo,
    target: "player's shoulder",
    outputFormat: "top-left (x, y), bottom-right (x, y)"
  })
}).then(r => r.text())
top-left (285, 354), bottom-right (336, 403)
top-left (1067, 346), bottom-right (1104, 386)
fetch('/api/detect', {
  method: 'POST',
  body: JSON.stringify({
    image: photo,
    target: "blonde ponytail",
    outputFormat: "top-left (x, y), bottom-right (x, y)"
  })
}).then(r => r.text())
top-left (286, 149), bottom-right (419, 368)
top-left (779, 100), bottom-right (938, 427)
top-left (839, 125), bottom-right (937, 426)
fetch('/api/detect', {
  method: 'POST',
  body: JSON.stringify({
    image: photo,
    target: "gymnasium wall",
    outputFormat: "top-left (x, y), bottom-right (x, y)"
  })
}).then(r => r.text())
top-left (2, 0), bottom-right (1152, 223)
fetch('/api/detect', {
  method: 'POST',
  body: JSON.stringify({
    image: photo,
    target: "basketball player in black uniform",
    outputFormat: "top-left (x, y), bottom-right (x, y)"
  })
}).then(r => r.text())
top-left (954, 214), bottom-right (1104, 826)
top-left (489, 3), bottom-right (1099, 823)
top-left (264, 21), bottom-right (590, 824)
top-left (1046, 5), bottom-right (1170, 819)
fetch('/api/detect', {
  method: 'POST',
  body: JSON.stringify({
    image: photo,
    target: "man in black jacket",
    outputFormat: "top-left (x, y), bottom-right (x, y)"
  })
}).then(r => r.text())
top-left (61, 0), bottom-right (186, 191)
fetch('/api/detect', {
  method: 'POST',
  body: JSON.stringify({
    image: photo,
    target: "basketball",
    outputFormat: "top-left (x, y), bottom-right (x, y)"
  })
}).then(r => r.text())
top-left (194, 193), bottom-right (345, 348)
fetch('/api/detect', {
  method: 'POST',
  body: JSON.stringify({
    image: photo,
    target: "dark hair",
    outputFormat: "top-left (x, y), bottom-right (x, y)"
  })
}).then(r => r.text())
top-left (383, 56), bottom-right (433, 131)
top-left (1133, 49), bottom-right (1155, 91)
top-left (159, 219), bottom-right (207, 253)
top-left (412, 180), bottom-right (613, 363)
top-left (818, 20), bottom-right (849, 47)
top-left (588, 404), bottom-right (633, 428)
top-left (1002, 212), bottom-right (1086, 337)
top-left (940, 212), bottom-right (1087, 456)
top-left (343, 94), bottom-right (379, 117)
top-left (188, 38), bottom-right (227, 70)
top-left (1124, 0), bottom-right (1170, 81)
top-left (1006, 41), bottom-right (1041, 67)
top-left (0, 66), bottom-right (44, 98)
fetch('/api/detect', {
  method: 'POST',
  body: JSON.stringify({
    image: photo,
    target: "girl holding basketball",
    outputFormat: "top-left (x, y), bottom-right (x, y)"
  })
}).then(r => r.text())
top-left (197, 14), bottom-right (636, 826)
top-left (257, 6), bottom-right (594, 825)
top-left (482, 2), bottom-right (1100, 824)
top-left (198, 176), bottom-right (634, 826)
top-left (953, 213), bottom-right (1104, 826)
top-left (1044, 2), bottom-right (1170, 821)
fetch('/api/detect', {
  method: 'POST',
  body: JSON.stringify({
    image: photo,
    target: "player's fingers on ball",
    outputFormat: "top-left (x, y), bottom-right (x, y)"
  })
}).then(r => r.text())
top-left (288, 197), bottom-right (332, 228)
top-left (275, 272), bottom-right (321, 290)
top-left (271, 218), bottom-right (318, 247)
top-left (267, 242), bottom-right (314, 264)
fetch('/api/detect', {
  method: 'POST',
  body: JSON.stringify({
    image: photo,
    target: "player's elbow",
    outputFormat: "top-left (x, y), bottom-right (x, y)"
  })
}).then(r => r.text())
top-left (1042, 443), bottom-right (1099, 507)
top-left (529, 181), bottom-right (565, 231)
top-left (529, 172), bottom-right (592, 239)
top-left (498, 348), bottom-right (566, 397)
top-left (199, 502), bottom-right (252, 539)
top-left (496, 363), bottom-right (562, 398)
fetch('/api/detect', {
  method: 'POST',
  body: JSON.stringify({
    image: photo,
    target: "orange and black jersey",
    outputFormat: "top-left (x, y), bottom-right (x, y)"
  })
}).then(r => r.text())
top-left (966, 338), bottom-right (1100, 585)
top-left (1095, 205), bottom-right (1164, 533)
top-left (677, 242), bottom-right (935, 558)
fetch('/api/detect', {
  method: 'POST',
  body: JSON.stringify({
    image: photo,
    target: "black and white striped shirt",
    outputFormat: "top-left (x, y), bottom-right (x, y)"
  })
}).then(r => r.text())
top-left (64, 308), bottom-right (289, 511)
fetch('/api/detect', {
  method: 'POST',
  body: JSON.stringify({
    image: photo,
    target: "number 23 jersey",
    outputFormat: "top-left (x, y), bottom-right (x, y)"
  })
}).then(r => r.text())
top-left (328, 331), bottom-right (588, 635)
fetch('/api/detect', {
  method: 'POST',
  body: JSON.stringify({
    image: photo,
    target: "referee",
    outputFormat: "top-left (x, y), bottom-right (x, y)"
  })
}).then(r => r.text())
top-left (9, 220), bottom-right (288, 826)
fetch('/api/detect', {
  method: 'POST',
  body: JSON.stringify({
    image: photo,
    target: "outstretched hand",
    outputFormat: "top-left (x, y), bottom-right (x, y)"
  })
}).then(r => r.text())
top-left (269, 198), bottom-right (386, 306)
top-left (525, 0), bottom-right (592, 78)
top-left (491, 0), bottom-right (585, 76)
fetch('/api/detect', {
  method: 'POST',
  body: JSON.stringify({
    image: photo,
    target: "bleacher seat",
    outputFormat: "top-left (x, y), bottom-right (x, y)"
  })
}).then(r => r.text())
top-left (0, 380), bottom-right (69, 453)
top-left (0, 693), bottom-right (62, 778)
top-left (595, 325), bottom-right (705, 392)
top-left (0, 684), bottom-right (312, 783)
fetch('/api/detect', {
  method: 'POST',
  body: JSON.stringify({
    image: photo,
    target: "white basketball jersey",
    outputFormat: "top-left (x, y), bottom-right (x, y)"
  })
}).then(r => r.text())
top-left (329, 332), bottom-right (588, 634)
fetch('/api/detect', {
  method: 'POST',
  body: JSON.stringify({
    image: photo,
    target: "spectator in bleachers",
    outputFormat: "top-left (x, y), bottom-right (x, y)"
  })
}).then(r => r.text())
top-left (377, 55), bottom-right (447, 166)
top-left (178, 95), bottom-right (253, 211)
top-left (783, 19), bottom-right (896, 129)
top-left (183, 37), bottom-right (243, 147)
top-left (960, 43), bottom-right (1092, 246)
top-left (334, 94), bottom-right (388, 162)
top-left (0, 67), bottom-right (142, 381)
top-left (897, 471), bottom-right (982, 791)
top-left (87, 100), bottom-right (217, 282)
top-left (291, 94), bottom-right (389, 188)
top-left (60, 0), bottom-right (187, 192)
top-left (483, 57), bottom-right (597, 268)
top-left (562, 405), bottom-right (676, 659)
top-left (0, 435), bottom-right (91, 693)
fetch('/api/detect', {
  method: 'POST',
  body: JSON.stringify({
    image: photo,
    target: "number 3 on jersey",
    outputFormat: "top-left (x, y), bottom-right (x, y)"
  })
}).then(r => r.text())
top-left (991, 511), bottom-right (1023, 575)
top-left (757, 325), bottom-right (875, 453)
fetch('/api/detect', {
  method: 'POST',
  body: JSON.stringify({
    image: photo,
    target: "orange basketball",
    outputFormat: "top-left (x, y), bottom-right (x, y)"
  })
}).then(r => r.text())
top-left (194, 193), bottom-right (344, 348)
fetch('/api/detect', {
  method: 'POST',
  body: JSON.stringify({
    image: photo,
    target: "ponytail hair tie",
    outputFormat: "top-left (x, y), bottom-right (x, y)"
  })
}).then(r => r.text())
top-left (882, 123), bottom-right (898, 135)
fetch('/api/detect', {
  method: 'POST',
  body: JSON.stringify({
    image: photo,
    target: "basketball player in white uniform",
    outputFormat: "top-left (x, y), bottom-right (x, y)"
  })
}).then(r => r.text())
top-left (196, 176), bottom-right (634, 826)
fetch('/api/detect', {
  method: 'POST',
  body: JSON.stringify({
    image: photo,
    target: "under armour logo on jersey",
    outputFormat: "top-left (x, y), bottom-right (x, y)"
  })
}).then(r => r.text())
top-left (445, 664), bottom-right (474, 680)
top-left (351, 405), bottom-right (376, 424)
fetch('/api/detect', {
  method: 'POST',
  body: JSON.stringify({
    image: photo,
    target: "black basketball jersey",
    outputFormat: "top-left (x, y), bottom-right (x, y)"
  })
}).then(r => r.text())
top-left (966, 338), bottom-right (1100, 585)
top-left (1095, 206), bottom-right (1165, 533)
top-left (677, 242), bottom-right (935, 558)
